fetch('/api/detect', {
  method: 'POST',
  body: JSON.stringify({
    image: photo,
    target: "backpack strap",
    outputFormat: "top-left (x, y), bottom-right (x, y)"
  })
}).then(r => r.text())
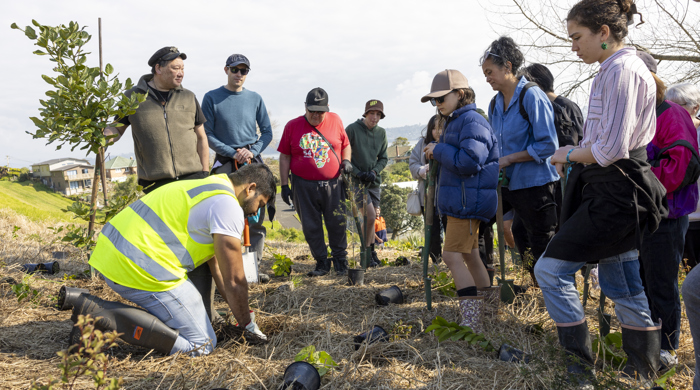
top-left (656, 100), bottom-right (672, 118)
top-left (488, 95), bottom-right (497, 119)
top-left (656, 139), bottom-right (700, 161)
top-left (518, 82), bottom-right (539, 123)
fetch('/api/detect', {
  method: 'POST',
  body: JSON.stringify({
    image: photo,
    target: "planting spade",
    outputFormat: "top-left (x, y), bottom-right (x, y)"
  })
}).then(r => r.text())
top-left (242, 218), bottom-right (260, 284)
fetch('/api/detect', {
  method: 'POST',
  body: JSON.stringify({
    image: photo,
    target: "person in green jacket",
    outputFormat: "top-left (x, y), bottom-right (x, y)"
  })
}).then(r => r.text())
top-left (346, 100), bottom-right (389, 266)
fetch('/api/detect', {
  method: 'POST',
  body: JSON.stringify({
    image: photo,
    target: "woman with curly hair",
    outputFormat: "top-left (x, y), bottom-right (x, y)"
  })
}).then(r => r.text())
top-left (480, 36), bottom-right (560, 286)
top-left (534, 0), bottom-right (667, 386)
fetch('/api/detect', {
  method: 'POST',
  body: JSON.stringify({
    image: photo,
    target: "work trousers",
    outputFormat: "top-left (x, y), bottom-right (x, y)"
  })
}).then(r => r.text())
top-left (291, 174), bottom-right (347, 260)
top-left (104, 275), bottom-right (216, 356)
top-left (497, 182), bottom-right (558, 271)
top-left (639, 215), bottom-right (689, 350)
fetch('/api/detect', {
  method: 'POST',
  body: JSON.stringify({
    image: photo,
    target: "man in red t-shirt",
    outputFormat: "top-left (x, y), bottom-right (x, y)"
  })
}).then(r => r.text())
top-left (278, 88), bottom-right (353, 276)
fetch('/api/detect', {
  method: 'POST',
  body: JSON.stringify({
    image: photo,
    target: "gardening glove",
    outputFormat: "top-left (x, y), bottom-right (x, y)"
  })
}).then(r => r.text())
top-left (365, 170), bottom-right (377, 183)
top-left (418, 164), bottom-right (429, 179)
top-left (267, 202), bottom-right (276, 224)
top-left (341, 159), bottom-right (353, 175)
top-left (356, 171), bottom-right (369, 182)
top-left (243, 310), bottom-right (267, 340)
top-left (281, 184), bottom-right (292, 206)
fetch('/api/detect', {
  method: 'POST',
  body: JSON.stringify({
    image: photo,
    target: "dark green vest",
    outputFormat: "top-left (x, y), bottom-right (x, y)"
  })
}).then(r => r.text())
top-left (126, 74), bottom-right (202, 181)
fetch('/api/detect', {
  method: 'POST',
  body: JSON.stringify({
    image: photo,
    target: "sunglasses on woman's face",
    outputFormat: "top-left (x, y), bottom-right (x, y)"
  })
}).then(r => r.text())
top-left (430, 91), bottom-right (454, 107)
top-left (228, 67), bottom-right (250, 75)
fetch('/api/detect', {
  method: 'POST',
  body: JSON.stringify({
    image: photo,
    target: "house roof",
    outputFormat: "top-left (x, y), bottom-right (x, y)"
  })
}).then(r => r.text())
top-left (104, 156), bottom-right (137, 169)
top-left (387, 145), bottom-right (413, 158)
top-left (52, 164), bottom-right (93, 171)
top-left (33, 157), bottom-right (90, 166)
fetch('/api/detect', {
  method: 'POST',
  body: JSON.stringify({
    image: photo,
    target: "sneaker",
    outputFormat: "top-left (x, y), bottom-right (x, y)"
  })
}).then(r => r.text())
top-left (660, 349), bottom-right (677, 370)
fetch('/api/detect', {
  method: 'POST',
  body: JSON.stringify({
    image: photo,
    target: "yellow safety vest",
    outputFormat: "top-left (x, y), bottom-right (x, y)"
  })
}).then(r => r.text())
top-left (90, 174), bottom-right (238, 292)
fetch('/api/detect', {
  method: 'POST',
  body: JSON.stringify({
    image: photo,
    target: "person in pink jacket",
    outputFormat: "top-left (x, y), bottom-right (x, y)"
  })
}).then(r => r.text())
top-left (637, 51), bottom-right (700, 370)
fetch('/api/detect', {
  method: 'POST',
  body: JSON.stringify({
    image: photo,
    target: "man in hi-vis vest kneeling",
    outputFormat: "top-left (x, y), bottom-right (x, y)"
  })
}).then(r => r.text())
top-left (89, 164), bottom-right (275, 356)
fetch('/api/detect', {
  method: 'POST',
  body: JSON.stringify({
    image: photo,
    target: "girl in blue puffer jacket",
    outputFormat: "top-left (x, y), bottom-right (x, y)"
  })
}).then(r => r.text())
top-left (421, 69), bottom-right (499, 332)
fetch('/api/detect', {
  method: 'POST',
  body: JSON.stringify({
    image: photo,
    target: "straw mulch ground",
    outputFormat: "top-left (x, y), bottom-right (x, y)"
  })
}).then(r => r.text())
top-left (0, 208), bottom-right (696, 389)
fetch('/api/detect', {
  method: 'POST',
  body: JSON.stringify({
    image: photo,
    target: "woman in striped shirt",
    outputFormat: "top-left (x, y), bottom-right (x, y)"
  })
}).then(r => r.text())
top-left (533, 0), bottom-right (668, 386)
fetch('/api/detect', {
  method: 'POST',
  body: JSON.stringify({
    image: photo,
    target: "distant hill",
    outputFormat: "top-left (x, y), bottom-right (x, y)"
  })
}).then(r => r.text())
top-left (262, 123), bottom-right (426, 158)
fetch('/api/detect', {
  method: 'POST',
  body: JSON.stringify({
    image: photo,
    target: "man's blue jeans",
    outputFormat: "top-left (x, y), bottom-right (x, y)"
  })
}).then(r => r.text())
top-left (105, 277), bottom-right (216, 356)
top-left (535, 249), bottom-right (655, 328)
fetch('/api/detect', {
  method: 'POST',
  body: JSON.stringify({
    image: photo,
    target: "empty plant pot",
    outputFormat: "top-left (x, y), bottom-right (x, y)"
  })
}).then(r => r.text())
top-left (347, 269), bottom-right (364, 286)
top-left (279, 361), bottom-right (320, 390)
top-left (353, 325), bottom-right (389, 350)
top-left (498, 343), bottom-right (531, 363)
top-left (52, 251), bottom-right (68, 260)
top-left (21, 262), bottom-right (60, 275)
top-left (375, 285), bottom-right (404, 306)
top-left (57, 286), bottom-right (89, 311)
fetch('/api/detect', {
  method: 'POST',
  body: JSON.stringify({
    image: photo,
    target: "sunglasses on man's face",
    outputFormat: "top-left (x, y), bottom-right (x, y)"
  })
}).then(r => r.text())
top-left (228, 67), bottom-right (250, 75)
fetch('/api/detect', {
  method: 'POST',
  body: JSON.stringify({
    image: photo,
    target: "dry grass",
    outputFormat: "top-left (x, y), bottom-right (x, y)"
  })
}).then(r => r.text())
top-left (0, 208), bottom-right (696, 389)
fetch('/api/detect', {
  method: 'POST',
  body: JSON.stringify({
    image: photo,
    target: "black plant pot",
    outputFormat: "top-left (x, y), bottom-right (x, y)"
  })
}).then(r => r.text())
top-left (279, 361), bottom-right (320, 390)
top-left (394, 256), bottom-right (410, 266)
top-left (347, 269), bottom-right (364, 286)
top-left (498, 343), bottom-right (531, 363)
top-left (353, 325), bottom-right (389, 350)
top-left (57, 286), bottom-right (90, 310)
top-left (375, 285), bottom-right (404, 306)
top-left (21, 262), bottom-right (60, 275)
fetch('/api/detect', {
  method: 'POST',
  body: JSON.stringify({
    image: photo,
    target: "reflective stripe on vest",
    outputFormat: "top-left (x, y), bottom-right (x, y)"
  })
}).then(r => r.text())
top-left (90, 174), bottom-right (237, 291)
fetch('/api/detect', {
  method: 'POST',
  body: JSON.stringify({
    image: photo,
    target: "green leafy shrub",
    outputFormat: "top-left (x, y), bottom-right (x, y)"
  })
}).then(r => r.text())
top-left (31, 314), bottom-right (122, 390)
top-left (272, 253), bottom-right (293, 276)
top-left (294, 345), bottom-right (338, 377)
top-left (429, 266), bottom-right (456, 297)
top-left (425, 316), bottom-right (495, 352)
top-left (12, 274), bottom-right (40, 303)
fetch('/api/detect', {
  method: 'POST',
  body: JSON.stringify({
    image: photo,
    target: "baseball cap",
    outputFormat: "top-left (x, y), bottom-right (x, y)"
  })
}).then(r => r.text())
top-left (305, 88), bottom-right (329, 112)
top-left (421, 69), bottom-right (470, 103)
top-left (363, 100), bottom-right (385, 119)
top-left (148, 46), bottom-right (187, 67)
top-left (636, 51), bottom-right (657, 74)
top-left (226, 54), bottom-right (250, 69)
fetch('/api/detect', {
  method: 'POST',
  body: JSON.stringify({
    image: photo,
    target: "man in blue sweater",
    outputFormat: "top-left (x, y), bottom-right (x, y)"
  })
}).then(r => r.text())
top-left (202, 54), bottom-right (273, 267)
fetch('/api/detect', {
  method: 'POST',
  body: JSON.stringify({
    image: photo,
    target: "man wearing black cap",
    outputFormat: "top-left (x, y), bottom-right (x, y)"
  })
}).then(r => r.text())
top-left (103, 46), bottom-right (217, 324)
top-left (278, 88), bottom-right (353, 276)
top-left (202, 54), bottom-right (273, 266)
top-left (345, 100), bottom-right (388, 267)
top-left (104, 46), bottom-right (210, 194)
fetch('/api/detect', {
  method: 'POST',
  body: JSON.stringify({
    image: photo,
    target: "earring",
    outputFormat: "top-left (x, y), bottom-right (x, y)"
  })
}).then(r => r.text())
top-left (601, 42), bottom-right (608, 50)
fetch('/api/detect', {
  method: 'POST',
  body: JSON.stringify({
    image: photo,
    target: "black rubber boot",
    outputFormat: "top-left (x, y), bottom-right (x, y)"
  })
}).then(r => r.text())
top-left (333, 257), bottom-right (348, 276)
top-left (188, 265), bottom-right (224, 324)
top-left (70, 293), bottom-right (179, 355)
top-left (369, 244), bottom-right (382, 267)
top-left (307, 257), bottom-right (330, 277)
top-left (621, 324), bottom-right (661, 386)
top-left (557, 322), bottom-right (595, 389)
